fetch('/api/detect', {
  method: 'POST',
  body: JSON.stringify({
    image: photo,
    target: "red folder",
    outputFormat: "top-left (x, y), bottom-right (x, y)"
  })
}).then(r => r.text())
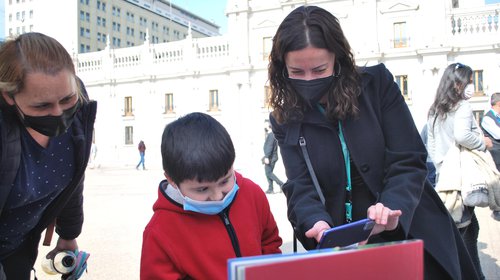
top-left (228, 240), bottom-right (423, 280)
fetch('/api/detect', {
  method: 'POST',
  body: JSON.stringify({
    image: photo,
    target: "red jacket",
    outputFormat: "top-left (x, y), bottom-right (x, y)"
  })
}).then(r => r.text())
top-left (140, 172), bottom-right (282, 280)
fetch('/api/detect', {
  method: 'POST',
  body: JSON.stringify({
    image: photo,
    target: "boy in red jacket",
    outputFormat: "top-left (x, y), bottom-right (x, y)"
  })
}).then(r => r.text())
top-left (140, 112), bottom-right (282, 280)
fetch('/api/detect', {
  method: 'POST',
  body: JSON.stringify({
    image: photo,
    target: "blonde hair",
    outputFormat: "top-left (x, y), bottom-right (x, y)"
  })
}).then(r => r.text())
top-left (0, 32), bottom-right (84, 107)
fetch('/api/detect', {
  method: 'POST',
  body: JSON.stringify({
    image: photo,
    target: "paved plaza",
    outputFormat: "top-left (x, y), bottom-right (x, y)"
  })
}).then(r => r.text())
top-left (34, 164), bottom-right (500, 280)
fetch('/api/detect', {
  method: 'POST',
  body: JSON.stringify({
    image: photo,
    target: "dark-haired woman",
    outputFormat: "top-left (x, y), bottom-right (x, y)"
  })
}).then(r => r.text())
top-left (427, 63), bottom-right (489, 279)
top-left (269, 5), bottom-right (479, 280)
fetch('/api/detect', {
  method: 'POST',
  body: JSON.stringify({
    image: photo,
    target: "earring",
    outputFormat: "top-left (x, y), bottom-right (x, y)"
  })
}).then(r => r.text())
top-left (333, 62), bottom-right (342, 78)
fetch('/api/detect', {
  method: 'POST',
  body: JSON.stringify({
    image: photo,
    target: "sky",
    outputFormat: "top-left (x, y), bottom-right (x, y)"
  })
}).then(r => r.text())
top-left (0, 1), bottom-right (228, 39)
top-left (170, 0), bottom-right (228, 34)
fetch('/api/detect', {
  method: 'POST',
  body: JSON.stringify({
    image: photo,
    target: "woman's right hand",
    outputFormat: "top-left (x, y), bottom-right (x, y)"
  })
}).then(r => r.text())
top-left (367, 203), bottom-right (402, 235)
top-left (305, 220), bottom-right (331, 242)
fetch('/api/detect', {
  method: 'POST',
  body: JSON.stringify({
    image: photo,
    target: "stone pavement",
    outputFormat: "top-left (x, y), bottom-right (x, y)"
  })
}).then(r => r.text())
top-left (34, 165), bottom-right (500, 280)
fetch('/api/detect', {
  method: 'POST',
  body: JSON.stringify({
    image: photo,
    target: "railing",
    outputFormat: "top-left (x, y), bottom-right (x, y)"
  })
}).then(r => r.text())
top-left (195, 36), bottom-right (230, 59)
top-left (152, 40), bottom-right (185, 64)
top-left (389, 37), bottom-right (412, 49)
top-left (77, 57), bottom-right (103, 73)
top-left (76, 35), bottom-right (231, 79)
top-left (113, 45), bottom-right (143, 68)
top-left (449, 7), bottom-right (499, 36)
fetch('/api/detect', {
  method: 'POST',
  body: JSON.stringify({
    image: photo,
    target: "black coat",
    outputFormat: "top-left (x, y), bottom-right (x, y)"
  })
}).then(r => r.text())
top-left (270, 64), bottom-right (477, 280)
top-left (0, 87), bottom-right (97, 259)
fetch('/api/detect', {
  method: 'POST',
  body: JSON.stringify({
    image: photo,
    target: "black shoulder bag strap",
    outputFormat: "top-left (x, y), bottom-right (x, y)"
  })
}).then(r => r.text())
top-left (0, 112), bottom-right (22, 216)
top-left (289, 135), bottom-right (326, 253)
top-left (286, 121), bottom-right (327, 252)
top-left (299, 136), bottom-right (326, 204)
top-left (287, 121), bottom-right (326, 204)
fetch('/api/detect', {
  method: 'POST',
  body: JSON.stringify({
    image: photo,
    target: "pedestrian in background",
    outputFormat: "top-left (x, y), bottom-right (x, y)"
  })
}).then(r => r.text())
top-left (263, 120), bottom-right (284, 194)
top-left (89, 140), bottom-right (99, 169)
top-left (427, 62), bottom-right (488, 279)
top-left (480, 92), bottom-right (500, 221)
top-left (268, 5), bottom-right (479, 279)
top-left (0, 32), bottom-right (96, 280)
top-left (136, 140), bottom-right (146, 170)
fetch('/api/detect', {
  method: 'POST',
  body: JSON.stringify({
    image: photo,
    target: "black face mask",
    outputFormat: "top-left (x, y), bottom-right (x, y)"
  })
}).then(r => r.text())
top-left (288, 75), bottom-right (334, 106)
top-left (16, 102), bottom-right (80, 137)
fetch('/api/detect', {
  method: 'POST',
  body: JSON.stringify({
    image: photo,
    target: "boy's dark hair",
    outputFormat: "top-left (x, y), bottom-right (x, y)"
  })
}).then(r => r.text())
top-left (161, 112), bottom-right (235, 185)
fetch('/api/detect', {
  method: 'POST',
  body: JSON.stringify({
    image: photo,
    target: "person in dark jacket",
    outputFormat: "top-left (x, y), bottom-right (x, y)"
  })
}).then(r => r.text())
top-left (268, 6), bottom-right (479, 280)
top-left (480, 92), bottom-right (500, 221)
top-left (0, 32), bottom-right (97, 279)
top-left (263, 120), bottom-right (284, 194)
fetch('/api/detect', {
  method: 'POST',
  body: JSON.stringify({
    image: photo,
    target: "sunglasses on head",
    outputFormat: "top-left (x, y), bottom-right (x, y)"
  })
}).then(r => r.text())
top-left (454, 63), bottom-right (466, 70)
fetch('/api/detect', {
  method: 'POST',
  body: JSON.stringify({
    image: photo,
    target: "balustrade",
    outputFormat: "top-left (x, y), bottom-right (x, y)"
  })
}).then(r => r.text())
top-left (450, 8), bottom-right (499, 36)
top-left (76, 36), bottom-right (231, 79)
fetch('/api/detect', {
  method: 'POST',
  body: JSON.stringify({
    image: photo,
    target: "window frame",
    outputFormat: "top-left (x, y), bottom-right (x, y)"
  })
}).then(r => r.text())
top-left (164, 93), bottom-right (174, 114)
top-left (125, 126), bottom-right (133, 145)
top-left (395, 74), bottom-right (409, 100)
top-left (124, 96), bottom-right (133, 116)
top-left (208, 89), bottom-right (220, 111)
top-left (473, 70), bottom-right (484, 95)
top-left (393, 22), bottom-right (408, 48)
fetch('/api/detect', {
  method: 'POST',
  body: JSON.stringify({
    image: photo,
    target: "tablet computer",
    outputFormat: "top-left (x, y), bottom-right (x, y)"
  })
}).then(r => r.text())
top-left (317, 218), bottom-right (375, 249)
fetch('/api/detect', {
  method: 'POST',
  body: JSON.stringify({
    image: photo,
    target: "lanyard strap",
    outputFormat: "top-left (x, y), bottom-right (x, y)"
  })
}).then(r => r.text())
top-left (338, 122), bottom-right (353, 223)
top-left (316, 105), bottom-right (352, 222)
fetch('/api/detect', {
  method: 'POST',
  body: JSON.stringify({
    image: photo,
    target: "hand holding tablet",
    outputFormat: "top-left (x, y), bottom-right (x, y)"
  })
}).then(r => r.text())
top-left (317, 219), bottom-right (375, 249)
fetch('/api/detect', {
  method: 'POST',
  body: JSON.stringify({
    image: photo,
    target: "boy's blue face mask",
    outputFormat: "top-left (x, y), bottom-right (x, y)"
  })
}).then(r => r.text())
top-left (176, 181), bottom-right (239, 215)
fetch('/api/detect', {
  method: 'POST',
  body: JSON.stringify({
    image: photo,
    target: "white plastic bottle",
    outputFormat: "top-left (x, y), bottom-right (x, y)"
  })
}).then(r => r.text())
top-left (41, 250), bottom-right (77, 275)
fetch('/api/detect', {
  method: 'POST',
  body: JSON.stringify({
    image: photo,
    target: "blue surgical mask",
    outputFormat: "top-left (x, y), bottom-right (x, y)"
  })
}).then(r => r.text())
top-left (175, 181), bottom-right (239, 215)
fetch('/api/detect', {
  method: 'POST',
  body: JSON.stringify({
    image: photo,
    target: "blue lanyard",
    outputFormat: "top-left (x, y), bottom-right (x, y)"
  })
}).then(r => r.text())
top-left (338, 122), bottom-right (352, 223)
top-left (317, 105), bottom-right (353, 222)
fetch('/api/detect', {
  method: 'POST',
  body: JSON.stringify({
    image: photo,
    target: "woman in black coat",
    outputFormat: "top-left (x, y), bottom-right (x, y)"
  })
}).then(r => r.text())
top-left (268, 5), bottom-right (478, 280)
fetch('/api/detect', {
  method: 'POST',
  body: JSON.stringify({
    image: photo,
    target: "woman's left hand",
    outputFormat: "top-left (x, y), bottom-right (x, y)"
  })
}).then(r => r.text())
top-left (484, 136), bottom-right (493, 149)
top-left (367, 202), bottom-right (402, 235)
top-left (46, 238), bottom-right (79, 259)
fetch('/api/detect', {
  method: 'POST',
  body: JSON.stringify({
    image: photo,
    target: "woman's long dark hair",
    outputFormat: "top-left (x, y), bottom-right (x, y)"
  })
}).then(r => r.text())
top-left (268, 5), bottom-right (361, 123)
top-left (428, 63), bottom-right (473, 127)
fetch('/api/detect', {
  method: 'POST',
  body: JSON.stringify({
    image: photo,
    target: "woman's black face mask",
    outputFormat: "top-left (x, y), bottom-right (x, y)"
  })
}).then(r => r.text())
top-left (14, 100), bottom-right (80, 137)
top-left (288, 75), bottom-right (334, 106)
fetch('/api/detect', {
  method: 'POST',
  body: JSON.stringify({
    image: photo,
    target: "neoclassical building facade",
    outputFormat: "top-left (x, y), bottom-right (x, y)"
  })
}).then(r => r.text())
top-left (4, 0), bottom-right (219, 53)
top-left (76, 0), bottom-right (500, 173)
